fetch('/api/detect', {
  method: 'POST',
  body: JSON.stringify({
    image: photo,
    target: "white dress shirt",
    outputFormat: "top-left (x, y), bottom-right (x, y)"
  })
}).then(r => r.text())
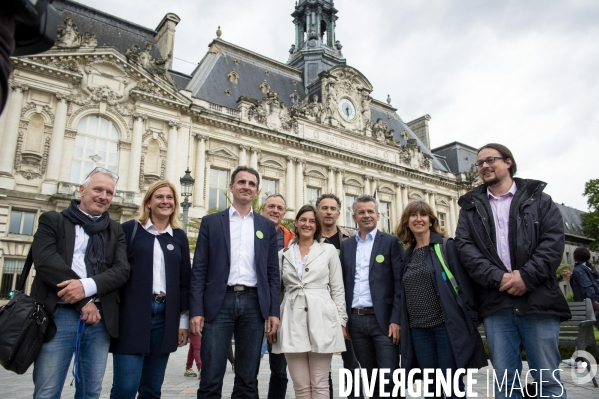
top-left (228, 206), bottom-right (257, 287)
top-left (142, 219), bottom-right (173, 295)
top-left (141, 219), bottom-right (189, 329)
top-left (352, 228), bottom-right (378, 308)
top-left (72, 208), bottom-right (99, 298)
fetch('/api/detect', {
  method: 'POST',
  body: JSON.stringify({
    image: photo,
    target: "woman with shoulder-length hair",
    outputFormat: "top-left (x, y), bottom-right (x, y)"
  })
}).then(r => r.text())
top-left (396, 200), bottom-right (486, 398)
top-left (110, 180), bottom-right (191, 398)
top-left (271, 205), bottom-right (347, 399)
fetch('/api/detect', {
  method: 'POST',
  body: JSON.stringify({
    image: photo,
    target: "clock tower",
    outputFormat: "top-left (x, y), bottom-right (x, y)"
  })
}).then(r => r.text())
top-left (288, 0), bottom-right (346, 93)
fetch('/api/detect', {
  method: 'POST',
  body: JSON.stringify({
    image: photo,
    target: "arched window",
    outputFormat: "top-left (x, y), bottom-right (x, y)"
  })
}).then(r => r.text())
top-left (70, 115), bottom-right (119, 184)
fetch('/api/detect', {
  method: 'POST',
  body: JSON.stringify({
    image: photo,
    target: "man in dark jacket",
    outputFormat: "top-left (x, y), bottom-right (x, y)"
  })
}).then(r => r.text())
top-left (570, 247), bottom-right (599, 330)
top-left (455, 143), bottom-right (570, 399)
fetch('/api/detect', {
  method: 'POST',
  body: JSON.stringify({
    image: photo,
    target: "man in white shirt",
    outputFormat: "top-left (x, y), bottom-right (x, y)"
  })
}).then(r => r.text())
top-left (190, 166), bottom-right (280, 399)
top-left (30, 168), bottom-right (130, 398)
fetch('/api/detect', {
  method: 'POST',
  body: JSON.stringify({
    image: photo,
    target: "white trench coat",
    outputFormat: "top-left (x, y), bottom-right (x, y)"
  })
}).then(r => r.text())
top-left (272, 240), bottom-right (348, 354)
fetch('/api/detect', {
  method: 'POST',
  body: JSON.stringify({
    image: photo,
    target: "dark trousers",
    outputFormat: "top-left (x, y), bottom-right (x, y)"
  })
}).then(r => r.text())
top-left (198, 291), bottom-right (264, 399)
top-left (349, 314), bottom-right (399, 399)
top-left (267, 352), bottom-right (288, 399)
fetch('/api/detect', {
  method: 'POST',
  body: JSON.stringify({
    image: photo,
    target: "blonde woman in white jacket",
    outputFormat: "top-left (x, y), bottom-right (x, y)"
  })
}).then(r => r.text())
top-left (271, 204), bottom-right (348, 399)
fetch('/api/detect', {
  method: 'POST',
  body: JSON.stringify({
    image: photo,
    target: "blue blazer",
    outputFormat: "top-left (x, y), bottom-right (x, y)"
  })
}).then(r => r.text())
top-left (190, 208), bottom-right (280, 321)
top-left (339, 230), bottom-right (403, 334)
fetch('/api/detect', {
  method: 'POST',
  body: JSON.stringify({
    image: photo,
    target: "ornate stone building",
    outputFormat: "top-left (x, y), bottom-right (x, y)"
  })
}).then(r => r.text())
top-left (0, 0), bottom-right (518, 296)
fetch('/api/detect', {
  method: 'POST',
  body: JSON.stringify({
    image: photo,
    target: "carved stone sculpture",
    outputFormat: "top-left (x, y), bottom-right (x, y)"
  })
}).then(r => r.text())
top-left (126, 42), bottom-right (172, 81)
top-left (55, 17), bottom-right (97, 49)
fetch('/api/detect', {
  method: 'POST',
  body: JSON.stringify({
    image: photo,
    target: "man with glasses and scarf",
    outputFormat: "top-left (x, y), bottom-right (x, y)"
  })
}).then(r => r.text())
top-left (30, 167), bottom-right (130, 399)
top-left (455, 143), bottom-right (570, 399)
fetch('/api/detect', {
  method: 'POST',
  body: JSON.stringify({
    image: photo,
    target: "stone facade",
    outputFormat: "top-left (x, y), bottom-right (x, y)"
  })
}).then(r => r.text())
top-left (0, 0), bottom-right (588, 298)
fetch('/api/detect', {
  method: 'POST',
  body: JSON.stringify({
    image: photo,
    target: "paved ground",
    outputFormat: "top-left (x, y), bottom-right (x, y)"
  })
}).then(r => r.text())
top-left (1, 346), bottom-right (597, 398)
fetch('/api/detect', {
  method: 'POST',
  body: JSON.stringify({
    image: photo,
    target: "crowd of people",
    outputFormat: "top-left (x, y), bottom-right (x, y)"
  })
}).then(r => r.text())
top-left (25, 142), bottom-right (591, 399)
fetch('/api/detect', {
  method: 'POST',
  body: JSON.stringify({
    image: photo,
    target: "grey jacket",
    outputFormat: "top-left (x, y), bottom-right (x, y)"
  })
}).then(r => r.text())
top-left (455, 178), bottom-right (571, 321)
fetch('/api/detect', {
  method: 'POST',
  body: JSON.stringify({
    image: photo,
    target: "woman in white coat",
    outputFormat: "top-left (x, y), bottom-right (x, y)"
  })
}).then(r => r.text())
top-left (271, 205), bottom-right (348, 399)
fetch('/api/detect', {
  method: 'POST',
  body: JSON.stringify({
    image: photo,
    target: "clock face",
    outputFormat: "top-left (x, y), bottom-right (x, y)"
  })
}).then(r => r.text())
top-left (338, 98), bottom-right (356, 121)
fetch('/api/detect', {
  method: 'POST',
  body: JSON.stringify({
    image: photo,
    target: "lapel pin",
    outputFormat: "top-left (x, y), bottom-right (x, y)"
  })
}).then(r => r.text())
top-left (337, 249), bottom-right (341, 255)
top-left (167, 244), bottom-right (174, 251)
top-left (256, 230), bottom-right (264, 239)
top-left (376, 254), bottom-right (385, 263)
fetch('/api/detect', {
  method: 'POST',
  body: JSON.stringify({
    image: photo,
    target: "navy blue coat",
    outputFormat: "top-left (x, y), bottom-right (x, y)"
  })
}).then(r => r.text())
top-left (339, 230), bottom-right (403, 334)
top-left (110, 220), bottom-right (191, 354)
top-left (399, 232), bottom-right (487, 371)
top-left (189, 209), bottom-right (280, 321)
top-left (571, 263), bottom-right (599, 303)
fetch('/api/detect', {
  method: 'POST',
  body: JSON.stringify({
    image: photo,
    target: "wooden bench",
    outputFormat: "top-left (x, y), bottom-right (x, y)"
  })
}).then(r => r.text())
top-left (477, 298), bottom-right (599, 387)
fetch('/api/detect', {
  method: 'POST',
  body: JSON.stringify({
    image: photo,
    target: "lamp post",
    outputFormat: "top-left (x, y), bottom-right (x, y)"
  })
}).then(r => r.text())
top-left (180, 168), bottom-right (195, 233)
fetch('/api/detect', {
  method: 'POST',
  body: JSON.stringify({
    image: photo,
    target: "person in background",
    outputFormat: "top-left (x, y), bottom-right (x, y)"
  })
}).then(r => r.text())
top-left (315, 193), bottom-right (363, 399)
top-left (397, 200), bottom-right (486, 398)
top-left (184, 334), bottom-right (201, 378)
top-left (110, 180), bottom-right (191, 398)
top-left (262, 193), bottom-right (295, 398)
top-left (272, 205), bottom-right (347, 399)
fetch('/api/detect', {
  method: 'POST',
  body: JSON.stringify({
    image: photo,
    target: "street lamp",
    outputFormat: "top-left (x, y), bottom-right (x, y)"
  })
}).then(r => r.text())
top-left (180, 168), bottom-right (195, 233)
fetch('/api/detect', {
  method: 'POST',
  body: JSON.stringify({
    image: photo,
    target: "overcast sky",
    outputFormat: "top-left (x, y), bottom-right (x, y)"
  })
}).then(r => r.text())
top-left (83, 0), bottom-right (599, 211)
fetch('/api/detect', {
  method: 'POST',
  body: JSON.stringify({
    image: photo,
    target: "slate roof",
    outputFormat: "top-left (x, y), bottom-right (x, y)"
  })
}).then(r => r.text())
top-left (169, 70), bottom-right (192, 90)
top-left (53, 0), bottom-right (162, 59)
top-left (432, 141), bottom-right (479, 174)
top-left (556, 203), bottom-right (588, 239)
top-left (186, 40), bottom-right (306, 110)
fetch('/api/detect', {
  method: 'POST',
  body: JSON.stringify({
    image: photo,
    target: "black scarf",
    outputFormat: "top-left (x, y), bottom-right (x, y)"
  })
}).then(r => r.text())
top-left (62, 199), bottom-right (110, 277)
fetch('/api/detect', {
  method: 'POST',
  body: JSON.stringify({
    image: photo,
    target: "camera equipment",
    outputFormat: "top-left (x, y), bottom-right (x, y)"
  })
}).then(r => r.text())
top-left (1, 0), bottom-right (58, 56)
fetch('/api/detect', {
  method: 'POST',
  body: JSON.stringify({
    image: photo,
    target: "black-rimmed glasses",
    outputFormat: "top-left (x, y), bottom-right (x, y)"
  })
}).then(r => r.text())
top-left (475, 157), bottom-right (505, 168)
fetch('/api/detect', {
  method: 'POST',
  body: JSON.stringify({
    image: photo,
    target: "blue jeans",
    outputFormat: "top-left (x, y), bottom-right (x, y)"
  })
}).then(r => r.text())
top-left (261, 338), bottom-right (268, 356)
top-left (110, 301), bottom-right (170, 399)
top-left (411, 323), bottom-right (462, 398)
top-left (267, 352), bottom-right (288, 399)
top-left (198, 290), bottom-right (265, 399)
top-left (348, 314), bottom-right (399, 399)
top-left (484, 308), bottom-right (567, 399)
top-left (32, 304), bottom-right (111, 399)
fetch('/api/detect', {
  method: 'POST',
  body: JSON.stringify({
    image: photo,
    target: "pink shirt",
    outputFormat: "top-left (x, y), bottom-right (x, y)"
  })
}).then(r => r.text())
top-left (487, 182), bottom-right (517, 271)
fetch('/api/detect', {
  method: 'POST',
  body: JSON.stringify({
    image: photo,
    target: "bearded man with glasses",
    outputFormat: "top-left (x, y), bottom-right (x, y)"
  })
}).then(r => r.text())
top-left (455, 143), bottom-right (570, 399)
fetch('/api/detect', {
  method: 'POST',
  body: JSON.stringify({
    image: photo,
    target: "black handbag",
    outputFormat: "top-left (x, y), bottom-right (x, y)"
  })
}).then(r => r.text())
top-left (0, 249), bottom-right (50, 374)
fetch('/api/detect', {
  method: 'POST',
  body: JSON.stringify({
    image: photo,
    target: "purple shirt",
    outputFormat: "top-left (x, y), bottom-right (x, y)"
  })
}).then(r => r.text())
top-left (487, 182), bottom-right (517, 271)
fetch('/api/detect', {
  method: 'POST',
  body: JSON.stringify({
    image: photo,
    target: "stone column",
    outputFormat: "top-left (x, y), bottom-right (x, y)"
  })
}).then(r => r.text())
top-left (286, 156), bottom-right (295, 217)
top-left (395, 183), bottom-right (403, 227)
top-left (238, 145), bottom-right (248, 167)
top-left (0, 90), bottom-right (9, 144)
top-left (0, 82), bottom-right (28, 185)
top-left (336, 169), bottom-right (345, 224)
top-left (423, 190), bottom-right (430, 205)
top-left (328, 167), bottom-right (335, 193)
top-left (41, 94), bottom-right (69, 194)
top-left (363, 176), bottom-right (371, 197)
top-left (402, 184), bottom-right (409, 208)
top-left (194, 135), bottom-right (207, 207)
top-left (371, 178), bottom-right (379, 197)
top-left (429, 191), bottom-right (437, 214)
top-left (295, 159), bottom-right (304, 210)
top-left (127, 112), bottom-right (147, 193)
top-left (165, 121), bottom-right (180, 182)
top-left (249, 148), bottom-right (260, 170)
top-left (449, 196), bottom-right (457, 237)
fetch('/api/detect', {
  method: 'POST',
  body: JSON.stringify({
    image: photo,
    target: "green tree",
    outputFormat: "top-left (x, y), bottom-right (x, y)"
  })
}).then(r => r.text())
top-left (581, 178), bottom-right (599, 250)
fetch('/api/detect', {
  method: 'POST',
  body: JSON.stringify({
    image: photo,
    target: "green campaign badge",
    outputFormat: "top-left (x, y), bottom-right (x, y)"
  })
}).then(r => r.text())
top-left (376, 254), bottom-right (385, 263)
top-left (256, 230), bottom-right (264, 239)
top-left (337, 249), bottom-right (341, 255)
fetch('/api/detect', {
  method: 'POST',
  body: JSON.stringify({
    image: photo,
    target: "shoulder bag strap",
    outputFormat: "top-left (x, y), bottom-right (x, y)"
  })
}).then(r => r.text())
top-left (127, 221), bottom-right (139, 257)
top-left (15, 247), bottom-right (34, 292)
top-left (434, 238), bottom-right (459, 295)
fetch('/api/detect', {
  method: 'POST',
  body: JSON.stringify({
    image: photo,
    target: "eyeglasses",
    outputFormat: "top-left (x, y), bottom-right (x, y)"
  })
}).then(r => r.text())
top-left (85, 167), bottom-right (119, 184)
top-left (475, 157), bottom-right (505, 168)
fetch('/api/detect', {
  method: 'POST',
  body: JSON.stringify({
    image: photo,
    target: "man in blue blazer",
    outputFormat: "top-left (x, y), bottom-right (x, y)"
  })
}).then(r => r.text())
top-left (339, 194), bottom-right (403, 399)
top-left (190, 166), bottom-right (280, 399)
